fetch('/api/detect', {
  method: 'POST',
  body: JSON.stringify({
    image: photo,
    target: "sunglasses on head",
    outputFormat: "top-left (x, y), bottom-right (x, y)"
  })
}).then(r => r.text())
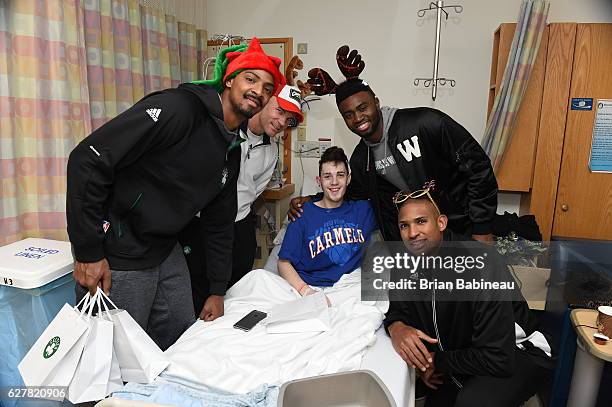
top-left (392, 186), bottom-right (441, 215)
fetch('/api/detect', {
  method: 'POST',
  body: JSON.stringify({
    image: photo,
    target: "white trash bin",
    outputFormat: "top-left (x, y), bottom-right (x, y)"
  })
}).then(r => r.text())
top-left (0, 238), bottom-right (75, 407)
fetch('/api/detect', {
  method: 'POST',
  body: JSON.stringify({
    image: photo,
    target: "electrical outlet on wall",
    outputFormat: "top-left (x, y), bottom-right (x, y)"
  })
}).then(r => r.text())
top-left (297, 126), bottom-right (306, 141)
top-left (295, 140), bottom-right (320, 158)
top-left (319, 140), bottom-right (331, 156)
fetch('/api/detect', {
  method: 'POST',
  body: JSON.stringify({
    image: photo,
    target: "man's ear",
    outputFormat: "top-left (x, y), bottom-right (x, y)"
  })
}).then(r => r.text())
top-left (346, 173), bottom-right (352, 187)
top-left (375, 97), bottom-right (380, 109)
top-left (225, 77), bottom-right (234, 89)
top-left (316, 175), bottom-right (321, 189)
top-left (437, 214), bottom-right (448, 232)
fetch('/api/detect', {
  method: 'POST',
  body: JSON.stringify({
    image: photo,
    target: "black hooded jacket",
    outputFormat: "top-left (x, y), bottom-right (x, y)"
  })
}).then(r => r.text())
top-left (66, 83), bottom-right (241, 295)
top-left (346, 107), bottom-right (498, 240)
top-left (384, 230), bottom-right (553, 380)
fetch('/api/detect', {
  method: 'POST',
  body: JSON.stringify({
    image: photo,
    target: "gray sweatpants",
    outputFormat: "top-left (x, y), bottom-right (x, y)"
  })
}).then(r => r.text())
top-left (76, 244), bottom-right (196, 351)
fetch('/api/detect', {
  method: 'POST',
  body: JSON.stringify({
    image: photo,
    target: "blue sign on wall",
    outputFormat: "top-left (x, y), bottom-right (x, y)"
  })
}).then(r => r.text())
top-left (571, 98), bottom-right (593, 110)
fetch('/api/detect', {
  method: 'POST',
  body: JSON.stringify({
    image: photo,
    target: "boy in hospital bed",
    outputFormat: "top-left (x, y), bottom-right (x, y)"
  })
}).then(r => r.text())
top-left (278, 146), bottom-right (378, 298)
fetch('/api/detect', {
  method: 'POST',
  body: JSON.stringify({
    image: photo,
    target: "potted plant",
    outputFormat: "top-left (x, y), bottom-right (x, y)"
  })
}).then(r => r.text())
top-left (495, 231), bottom-right (550, 310)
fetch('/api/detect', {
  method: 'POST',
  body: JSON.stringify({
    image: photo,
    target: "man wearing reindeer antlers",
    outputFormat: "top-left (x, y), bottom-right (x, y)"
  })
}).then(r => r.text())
top-left (289, 46), bottom-right (498, 244)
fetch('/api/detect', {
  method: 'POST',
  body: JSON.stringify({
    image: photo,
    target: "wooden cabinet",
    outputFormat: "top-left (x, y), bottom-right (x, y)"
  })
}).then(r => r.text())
top-left (520, 23), bottom-right (612, 241)
top-left (550, 24), bottom-right (612, 240)
top-left (487, 23), bottom-right (549, 192)
top-left (489, 23), bottom-right (612, 240)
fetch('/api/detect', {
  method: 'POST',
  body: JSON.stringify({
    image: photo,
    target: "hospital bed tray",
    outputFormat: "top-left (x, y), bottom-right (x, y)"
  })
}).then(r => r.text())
top-left (277, 370), bottom-right (396, 407)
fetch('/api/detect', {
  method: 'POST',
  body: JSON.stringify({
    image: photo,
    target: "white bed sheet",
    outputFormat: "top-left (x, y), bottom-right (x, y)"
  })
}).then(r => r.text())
top-left (98, 329), bottom-right (415, 407)
top-left (162, 269), bottom-right (386, 393)
top-left (362, 328), bottom-right (415, 407)
top-left (99, 268), bottom-right (414, 407)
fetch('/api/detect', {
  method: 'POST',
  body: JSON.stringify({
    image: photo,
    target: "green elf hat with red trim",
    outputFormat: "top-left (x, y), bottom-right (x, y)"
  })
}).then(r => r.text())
top-left (192, 43), bottom-right (247, 93)
top-left (192, 38), bottom-right (285, 94)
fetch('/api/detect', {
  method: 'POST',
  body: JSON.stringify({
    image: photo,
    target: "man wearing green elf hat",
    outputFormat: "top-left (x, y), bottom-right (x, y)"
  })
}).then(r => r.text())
top-left (66, 38), bottom-right (285, 350)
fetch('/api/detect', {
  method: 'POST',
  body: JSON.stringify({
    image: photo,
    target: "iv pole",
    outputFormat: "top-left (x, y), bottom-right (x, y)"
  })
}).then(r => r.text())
top-left (414, 1), bottom-right (463, 100)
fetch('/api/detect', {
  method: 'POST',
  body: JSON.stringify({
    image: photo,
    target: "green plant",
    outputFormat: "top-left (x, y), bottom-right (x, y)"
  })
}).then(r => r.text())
top-left (494, 231), bottom-right (548, 266)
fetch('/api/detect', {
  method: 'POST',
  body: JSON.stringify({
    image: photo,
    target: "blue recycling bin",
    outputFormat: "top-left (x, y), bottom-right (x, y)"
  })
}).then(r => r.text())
top-left (0, 239), bottom-right (76, 407)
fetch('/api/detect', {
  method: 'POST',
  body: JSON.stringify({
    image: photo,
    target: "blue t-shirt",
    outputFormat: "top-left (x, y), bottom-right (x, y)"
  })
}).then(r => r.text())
top-left (279, 200), bottom-right (377, 286)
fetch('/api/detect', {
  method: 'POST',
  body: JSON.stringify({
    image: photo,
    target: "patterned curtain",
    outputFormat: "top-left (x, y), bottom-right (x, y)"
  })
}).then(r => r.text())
top-left (0, 0), bottom-right (91, 245)
top-left (482, 0), bottom-right (549, 171)
top-left (0, 0), bottom-right (207, 245)
top-left (83, 0), bottom-right (205, 130)
top-left (196, 29), bottom-right (208, 80)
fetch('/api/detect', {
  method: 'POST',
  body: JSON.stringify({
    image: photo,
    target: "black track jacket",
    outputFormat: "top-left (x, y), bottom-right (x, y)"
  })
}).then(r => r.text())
top-left (384, 230), bottom-right (553, 380)
top-left (66, 83), bottom-right (241, 295)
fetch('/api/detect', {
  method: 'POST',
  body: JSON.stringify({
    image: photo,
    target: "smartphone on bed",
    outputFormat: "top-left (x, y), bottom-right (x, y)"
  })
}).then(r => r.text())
top-left (233, 310), bottom-right (267, 331)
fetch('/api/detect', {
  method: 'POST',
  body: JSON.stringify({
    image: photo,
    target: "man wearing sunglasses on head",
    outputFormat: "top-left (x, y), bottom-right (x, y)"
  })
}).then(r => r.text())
top-left (289, 46), bottom-right (498, 244)
top-left (180, 84), bottom-right (304, 319)
top-left (384, 185), bottom-right (553, 407)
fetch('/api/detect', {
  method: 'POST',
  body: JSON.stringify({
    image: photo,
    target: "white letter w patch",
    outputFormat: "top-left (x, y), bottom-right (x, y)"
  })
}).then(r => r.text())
top-left (397, 135), bottom-right (422, 162)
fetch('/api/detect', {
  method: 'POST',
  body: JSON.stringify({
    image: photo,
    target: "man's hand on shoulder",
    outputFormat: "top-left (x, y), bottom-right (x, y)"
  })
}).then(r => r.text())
top-left (388, 321), bottom-right (438, 372)
top-left (200, 295), bottom-right (224, 321)
top-left (288, 196), bottom-right (311, 221)
top-left (73, 259), bottom-right (111, 295)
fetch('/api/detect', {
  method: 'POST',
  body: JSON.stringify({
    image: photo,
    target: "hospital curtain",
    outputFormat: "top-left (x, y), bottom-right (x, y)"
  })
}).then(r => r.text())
top-left (83, 0), bottom-right (207, 130)
top-left (481, 0), bottom-right (549, 172)
top-left (0, 0), bottom-right (208, 245)
top-left (0, 0), bottom-right (91, 244)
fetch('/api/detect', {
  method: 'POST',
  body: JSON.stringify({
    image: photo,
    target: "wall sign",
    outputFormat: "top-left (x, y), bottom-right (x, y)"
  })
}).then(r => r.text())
top-left (589, 100), bottom-right (612, 173)
top-left (571, 97), bottom-right (593, 110)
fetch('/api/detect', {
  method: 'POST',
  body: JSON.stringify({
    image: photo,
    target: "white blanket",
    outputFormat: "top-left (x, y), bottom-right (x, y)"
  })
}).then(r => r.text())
top-left (163, 269), bottom-right (386, 394)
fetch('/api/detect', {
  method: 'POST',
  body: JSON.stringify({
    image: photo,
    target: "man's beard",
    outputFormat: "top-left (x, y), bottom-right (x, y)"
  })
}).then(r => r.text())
top-left (236, 104), bottom-right (255, 119)
top-left (232, 93), bottom-right (260, 119)
top-left (232, 99), bottom-right (256, 119)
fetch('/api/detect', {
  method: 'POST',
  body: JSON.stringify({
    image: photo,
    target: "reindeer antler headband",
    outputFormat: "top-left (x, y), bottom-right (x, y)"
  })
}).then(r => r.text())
top-left (305, 45), bottom-right (371, 104)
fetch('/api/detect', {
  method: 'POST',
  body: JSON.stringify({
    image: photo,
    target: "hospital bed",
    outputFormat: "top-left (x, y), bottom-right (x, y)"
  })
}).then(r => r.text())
top-left (97, 240), bottom-right (415, 406)
top-left (98, 327), bottom-right (414, 407)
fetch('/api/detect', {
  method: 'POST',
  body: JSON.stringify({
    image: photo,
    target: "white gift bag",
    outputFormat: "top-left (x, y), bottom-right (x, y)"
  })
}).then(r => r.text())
top-left (18, 294), bottom-right (92, 387)
top-left (99, 291), bottom-right (169, 383)
top-left (68, 290), bottom-right (115, 403)
top-left (106, 347), bottom-right (123, 395)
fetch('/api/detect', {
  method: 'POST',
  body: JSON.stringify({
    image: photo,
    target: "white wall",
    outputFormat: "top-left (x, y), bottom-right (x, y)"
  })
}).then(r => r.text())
top-left (206, 0), bottom-right (612, 207)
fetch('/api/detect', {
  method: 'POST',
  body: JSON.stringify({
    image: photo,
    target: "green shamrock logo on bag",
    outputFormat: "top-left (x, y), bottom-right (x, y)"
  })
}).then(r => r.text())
top-left (43, 336), bottom-right (60, 359)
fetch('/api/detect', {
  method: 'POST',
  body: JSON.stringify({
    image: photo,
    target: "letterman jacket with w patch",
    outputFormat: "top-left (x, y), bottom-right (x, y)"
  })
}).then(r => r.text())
top-left (347, 107), bottom-right (498, 241)
top-left (66, 83), bottom-right (241, 295)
